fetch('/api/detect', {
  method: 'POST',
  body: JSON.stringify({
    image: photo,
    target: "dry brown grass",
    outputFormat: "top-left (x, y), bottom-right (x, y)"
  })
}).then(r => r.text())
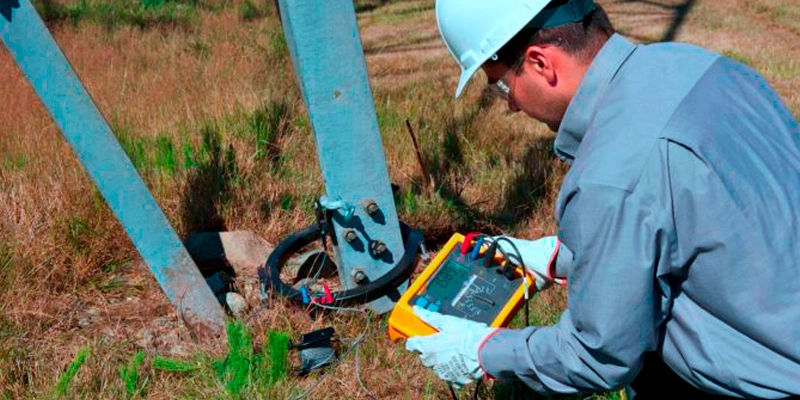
top-left (1, 0), bottom-right (799, 398)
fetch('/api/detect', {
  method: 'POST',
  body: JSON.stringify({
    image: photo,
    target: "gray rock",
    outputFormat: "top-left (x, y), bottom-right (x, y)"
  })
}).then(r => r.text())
top-left (225, 292), bottom-right (248, 318)
top-left (184, 231), bottom-right (275, 278)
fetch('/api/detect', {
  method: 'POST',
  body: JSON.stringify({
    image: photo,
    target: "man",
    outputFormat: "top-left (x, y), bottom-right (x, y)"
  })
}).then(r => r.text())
top-left (405, 0), bottom-right (800, 398)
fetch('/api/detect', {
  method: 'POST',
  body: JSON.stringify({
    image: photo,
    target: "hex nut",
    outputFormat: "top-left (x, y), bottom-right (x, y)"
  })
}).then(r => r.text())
top-left (371, 240), bottom-right (387, 255)
top-left (353, 271), bottom-right (368, 285)
top-left (364, 200), bottom-right (380, 216)
top-left (343, 229), bottom-right (358, 243)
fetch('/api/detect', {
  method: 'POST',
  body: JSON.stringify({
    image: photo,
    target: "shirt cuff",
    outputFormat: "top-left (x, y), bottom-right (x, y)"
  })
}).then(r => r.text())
top-left (554, 241), bottom-right (574, 278)
top-left (479, 328), bottom-right (533, 380)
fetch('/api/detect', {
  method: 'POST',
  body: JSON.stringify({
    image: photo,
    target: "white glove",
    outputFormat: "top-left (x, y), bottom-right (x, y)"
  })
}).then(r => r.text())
top-left (405, 306), bottom-right (498, 387)
top-left (492, 235), bottom-right (564, 290)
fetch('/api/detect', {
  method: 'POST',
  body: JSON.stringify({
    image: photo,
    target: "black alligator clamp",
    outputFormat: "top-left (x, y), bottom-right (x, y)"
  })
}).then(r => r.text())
top-left (290, 327), bottom-right (336, 376)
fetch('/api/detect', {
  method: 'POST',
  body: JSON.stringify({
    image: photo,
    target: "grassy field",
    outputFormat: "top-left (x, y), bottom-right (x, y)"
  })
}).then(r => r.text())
top-left (1, 0), bottom-right (799, 398)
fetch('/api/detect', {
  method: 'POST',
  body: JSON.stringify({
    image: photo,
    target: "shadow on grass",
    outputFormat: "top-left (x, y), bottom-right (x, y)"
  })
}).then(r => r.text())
top-left (354, 0), bottom-right (392, 14)
top-left (614, 0), bottom-right (697, 43)
top-left (496, 137), bottom-right (556, 223)
top-left (414, 88), bottom-right (496, 230)
top-left (402, 87), bottom-right (558, 244)
top-left (252, 100), bottom-right (292, 169)
top-left (180, 124), bottom-right (234, 235)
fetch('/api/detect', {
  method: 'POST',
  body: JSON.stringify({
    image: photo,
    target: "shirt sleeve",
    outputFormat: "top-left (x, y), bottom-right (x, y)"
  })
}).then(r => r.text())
top-left (480, 183), bottom-right (671, 394)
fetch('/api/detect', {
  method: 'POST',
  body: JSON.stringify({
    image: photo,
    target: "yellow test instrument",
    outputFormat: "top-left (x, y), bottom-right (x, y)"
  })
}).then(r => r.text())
top-left (388, 232), bottom-right (536, 341)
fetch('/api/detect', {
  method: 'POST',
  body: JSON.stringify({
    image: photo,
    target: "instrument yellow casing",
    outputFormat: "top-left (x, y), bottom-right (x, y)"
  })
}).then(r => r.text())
top-left (388, 233), bottom-right (535, 342)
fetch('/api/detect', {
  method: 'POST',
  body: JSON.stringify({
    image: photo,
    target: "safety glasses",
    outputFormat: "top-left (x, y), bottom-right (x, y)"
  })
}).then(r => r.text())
top-left (488, 57), bottom-right (523, 103)
top-left (491, 79), bottom-right (512, 101)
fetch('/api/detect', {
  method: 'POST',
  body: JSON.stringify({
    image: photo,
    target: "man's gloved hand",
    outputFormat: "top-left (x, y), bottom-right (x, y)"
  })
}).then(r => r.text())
top-left (405, 306), bottom-right (498, 387)
top-left (492, 235), bottom-right (564, 290)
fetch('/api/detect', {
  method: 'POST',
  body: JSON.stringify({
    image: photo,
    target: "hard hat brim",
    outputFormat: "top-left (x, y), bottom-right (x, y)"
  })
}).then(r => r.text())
top-left (455, 64), bottom-right (481, 98)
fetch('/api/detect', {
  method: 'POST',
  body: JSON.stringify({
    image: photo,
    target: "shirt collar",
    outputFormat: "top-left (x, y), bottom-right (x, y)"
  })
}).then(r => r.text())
top-left (554, 33), bottom-right (637, 161)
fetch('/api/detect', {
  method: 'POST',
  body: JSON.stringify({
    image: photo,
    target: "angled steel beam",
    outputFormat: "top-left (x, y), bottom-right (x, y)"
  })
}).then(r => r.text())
top-left (0, 0), bottom-right (226, 340)
top-left (277, 0), bottom-right (407, 313)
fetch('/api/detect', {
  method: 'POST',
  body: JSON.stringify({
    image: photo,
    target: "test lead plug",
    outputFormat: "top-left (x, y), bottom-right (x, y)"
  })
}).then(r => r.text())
top-left (483, 241), bottom-right (499, 269)
top-left (470, 237), bottom-right (484, 261)
top-left (459, 232), bottom-right (480, 256)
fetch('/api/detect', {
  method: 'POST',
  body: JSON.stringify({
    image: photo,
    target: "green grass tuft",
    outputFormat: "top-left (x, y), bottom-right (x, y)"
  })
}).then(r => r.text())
top-left (0, 246), bottom-right (14, 304)
top-left (396, 187), bottom-right (418, 214)
top-left (125, 138), bottom-right (149, 172)
top-left (141, 0), bottom-right (166, 8)
top-left (35, 0), bottom-right (199, 30)
top-left (182, 139), bottom-right (198, 169)
top-left (200, 124), bottom-right (222, 162)
top-left (279, 194), bottom-right (294, 210)
top-left (118, 129), bottom-right (192, 176)
top-left (64, 216), bottom-right (98, 254)
top-left (188, 38), bottom-right (211, 59)
top-left (224, 144), bottom-right (239, 188)
top-left (268, 26), bottom-right (290, 59)
top-left (266, 330), bottom-right (289, 385)
top-left (53, 347), bottom-right (90, 399)
top-left (147, 327), bottom-right (289, 396)
top-left (216, 321), bottom-right (255, 396)
top-left (155, 135), bottom-right (177, 175)
top-left (252, 101), bottom-right (290, 163)
top-left (119, 351), bottom-right (146, 398)
top-left (239, 0), bottom-right (265, 21)
top-left (115, 120), bottom-right (149, 172)
top-left (1, 151), bottom-right (26, 171)
top-left (152, 357), bottom-right (199, 373)
top-left (376, 102), bottom-right (403, 133)
top-left (209, 323), bottom-right (292, 395)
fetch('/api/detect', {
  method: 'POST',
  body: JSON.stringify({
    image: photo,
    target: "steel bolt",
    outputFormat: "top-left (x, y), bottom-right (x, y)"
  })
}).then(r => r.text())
top-left (353, 271), bottom-right (368, 285)
top-left (371, 240), bottom-right (387, 256)
top-left (343, 229), bottom-right (358, 243)
top-left (364, 199), bottom-right (380, 216)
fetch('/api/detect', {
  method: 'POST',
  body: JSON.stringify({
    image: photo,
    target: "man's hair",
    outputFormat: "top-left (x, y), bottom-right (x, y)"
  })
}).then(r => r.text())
top-left (494, 3), bottom-right (615, 67)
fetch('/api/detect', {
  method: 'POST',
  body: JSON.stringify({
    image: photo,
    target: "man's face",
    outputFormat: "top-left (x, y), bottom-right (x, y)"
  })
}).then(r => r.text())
top-left (483, 61), bottom-right (523, 112)
top-left (481, 50), bottom-right (574, 132)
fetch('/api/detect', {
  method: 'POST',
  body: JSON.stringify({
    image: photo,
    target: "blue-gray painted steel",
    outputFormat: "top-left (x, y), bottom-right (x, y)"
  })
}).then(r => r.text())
top-left (277, 0), bottom-right (406, 313)
top-left (0, 0), bottom-right (226, 339)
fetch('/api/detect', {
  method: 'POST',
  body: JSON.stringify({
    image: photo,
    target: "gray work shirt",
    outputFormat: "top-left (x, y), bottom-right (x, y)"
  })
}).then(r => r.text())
top-left (480, 34), bottom-right (800, 398)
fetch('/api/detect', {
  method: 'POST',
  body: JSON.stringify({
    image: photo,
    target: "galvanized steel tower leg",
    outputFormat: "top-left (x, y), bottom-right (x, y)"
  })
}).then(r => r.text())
top-left (277, 0), bottom-right (407, 313)
top-left (0, 0), bottom-right (226, 340)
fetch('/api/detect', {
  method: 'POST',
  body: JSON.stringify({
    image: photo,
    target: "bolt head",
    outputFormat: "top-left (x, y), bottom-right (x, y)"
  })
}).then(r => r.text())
top-left (353, 271), bottom-right (368, 285)
top-left (371, 240), bottom-right (387, 255)
top-left (364, 200), bottom-right (379, 215)
top-left (343, 229), bottom-right (357, 242)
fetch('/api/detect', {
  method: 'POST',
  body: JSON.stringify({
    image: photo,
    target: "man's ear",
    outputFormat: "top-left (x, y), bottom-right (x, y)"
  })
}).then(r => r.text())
top-left (524, 45), bottom-right (558, 85)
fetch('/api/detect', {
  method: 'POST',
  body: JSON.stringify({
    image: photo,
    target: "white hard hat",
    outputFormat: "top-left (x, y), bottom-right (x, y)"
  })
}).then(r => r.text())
top-left (436, 0), bottom-right (596, 97)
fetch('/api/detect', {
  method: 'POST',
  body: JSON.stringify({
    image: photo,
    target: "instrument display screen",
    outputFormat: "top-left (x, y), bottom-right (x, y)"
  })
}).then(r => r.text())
top-left (425, 259), bottom-right (471, 300)
top-left (412, 250), bottom-right (521, 324)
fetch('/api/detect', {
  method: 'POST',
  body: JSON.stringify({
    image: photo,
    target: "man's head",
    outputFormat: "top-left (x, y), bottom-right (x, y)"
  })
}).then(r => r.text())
top-left (436, 0), bottom-right (615, 130)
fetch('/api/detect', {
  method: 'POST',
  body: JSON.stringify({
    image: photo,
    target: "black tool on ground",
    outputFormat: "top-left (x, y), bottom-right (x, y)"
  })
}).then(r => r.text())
top-left (290, 327), bottom-right (336, 376)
